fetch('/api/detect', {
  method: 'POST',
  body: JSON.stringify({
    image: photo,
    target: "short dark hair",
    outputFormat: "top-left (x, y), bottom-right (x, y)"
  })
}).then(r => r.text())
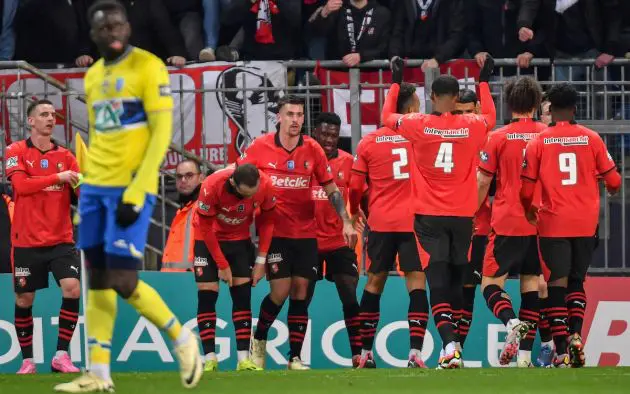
top-left (314, 112), bottom-right (341, 128)
top-left (458, 89), bottom-right (478, 104)
top-left (176, 159), bottom-right (201, 174)
top-left (88, 0), bottom-right (127, 24)
top-left (546, 82), bottom-right (578, 111)
top-left (396, 83), bottom-right (417, 113)
top-left (27, 99), bottom-right (54, 117)
top-left (233, 163), bottom-right (260, 188)
top-left (277, 95), bottom-right (305, 111)
top-left (431, 75), bottom-right (460, 97)
top-left (504, 76), bottom-right (543, 114)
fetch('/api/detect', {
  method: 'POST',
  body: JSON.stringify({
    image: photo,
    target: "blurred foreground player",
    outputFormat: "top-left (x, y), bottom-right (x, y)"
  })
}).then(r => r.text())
top-left (239, 96), bottom-right (357, 370)
top-left (308, 113), bottom-right (362, 367)
top-left (477, 76), bottom-right (547, 367)
top-left (5, 100), bottom-right (82, 374)
top-left (381, 57), bottom-right (496, 368)
top-left (194, 164), bottom-right (275, 372)
top-left (349, 83), bottom-right (429, 369)
top-left (55, 1), bottom-right (202, 391)
top-left (520, 83), bottom-right (621, 368)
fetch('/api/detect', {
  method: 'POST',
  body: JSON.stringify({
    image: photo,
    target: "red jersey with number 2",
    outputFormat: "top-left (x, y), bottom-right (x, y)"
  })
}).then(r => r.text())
top-left (352, 127), bottom-right (414, 232)
top-left (314, 149), bottom-right (353, 252)
top-left (521, 121), bottom-right (616, 237)
top-left (237, 133), bottom-right (333, 239)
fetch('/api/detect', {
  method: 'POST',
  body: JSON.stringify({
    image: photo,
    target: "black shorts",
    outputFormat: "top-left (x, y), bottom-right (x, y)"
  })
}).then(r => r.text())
top-left (464, 235), bottom-right (487, 286)
top-left (482, 233), bottom-right (541, 278)
top-left (266, 237), bottom-right (319, 280)
top-left (193, 240), bottom-right (254, 283)
top-left (317, 246), bottom-right (359, 281)
top-left (13, 243), bottom-right (81, 293)
top-left (414, 215), bottom-right (473, 269)
top-left (538, 237), bottom-right (595, 282)
top-left (367, 231), bottom-right (422, 274)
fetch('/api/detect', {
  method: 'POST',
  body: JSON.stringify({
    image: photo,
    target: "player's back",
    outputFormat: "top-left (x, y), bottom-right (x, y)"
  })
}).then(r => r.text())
top-left (354, 127), bottom-right (413, 232)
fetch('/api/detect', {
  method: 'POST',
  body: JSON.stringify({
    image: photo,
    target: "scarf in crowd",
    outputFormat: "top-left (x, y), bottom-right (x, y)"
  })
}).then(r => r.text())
top-left (555, 0), bottom-right (579, 14)
top-left (345, 5), bottom-right (374, 53)
top-left (251, 0), bottom-right (279, 44)
top-left (416, 0), bottom-right (434, 21)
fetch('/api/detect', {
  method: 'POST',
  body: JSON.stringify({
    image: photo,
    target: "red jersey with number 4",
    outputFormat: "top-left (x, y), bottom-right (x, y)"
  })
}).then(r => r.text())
top-left (5, 139), bottom-right (78, 247)
top-left (382, 83), bottom-right (495, 217)
top-left (314, 149), bottom-right (353, 252)
top-left (521, 121), bottom-right (617, 237)
top-left (237, 133), bottom-right (333, 239)
top-left (474, 197), bottom-right (492, 236)
top-left (194, 167), bottom-right (275, 241)
top-left (352, 127), bottom-right (414, 232)
top-left (479, 119), bottom-right (547, 236)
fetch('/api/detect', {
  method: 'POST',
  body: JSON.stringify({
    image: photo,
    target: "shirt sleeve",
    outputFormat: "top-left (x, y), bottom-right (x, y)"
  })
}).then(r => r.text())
top-left (594, 134), bottom-right (617, 176)
top-left (478, 133), bottom-right (499, 175)
top-left (312, 142), bottom-right (333, 185)
top-left (521, 137), bottom-right (541, 182)
top-left (4, 142), bottom-right (25, 179)
top-left (351, 139), bottom-right (369, 174)
top-left (259, 176), bottom-right (276, 211)
top-left (68, 151), bottom-right (80, 173)
top-left (142, 57), bottom-right (174, 113)
top-left (196, 182), bottom-right (218, 217)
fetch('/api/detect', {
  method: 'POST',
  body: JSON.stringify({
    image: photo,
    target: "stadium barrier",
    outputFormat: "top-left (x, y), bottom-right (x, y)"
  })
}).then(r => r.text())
top-left (0, 272), bottom-right (629, 373)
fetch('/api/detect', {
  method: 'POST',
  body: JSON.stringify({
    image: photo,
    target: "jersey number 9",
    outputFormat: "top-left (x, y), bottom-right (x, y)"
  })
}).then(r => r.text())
top-left (559, 152), bottom-right (577, 186)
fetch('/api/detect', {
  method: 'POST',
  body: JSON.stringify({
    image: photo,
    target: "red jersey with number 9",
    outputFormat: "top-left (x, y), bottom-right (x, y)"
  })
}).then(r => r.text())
top-left (351, 127), bottom-right (414, 232)
top-left (521, 121), bottom-right (616, 237)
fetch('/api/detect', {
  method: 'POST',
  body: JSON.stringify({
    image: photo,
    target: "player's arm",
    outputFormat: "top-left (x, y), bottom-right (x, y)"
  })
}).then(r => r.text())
top-left (520, 138), bottom-right (541, 214)
top-left (5, 144), bottom-right (66, 196)
top-left (349, 141), bottom-right (369, 217)
top-left (255, 181), bottom-right (276, 262)
top-left (477, 134), bottom-right (498, 209)
top-left (477, 55), bottom-right (496, 131)
top-left (68, 152), bottom-right (82, 196)
top-left (593, 134), bottom-right (622, 195)
top-left (196, 199), bottom-right (230, 270)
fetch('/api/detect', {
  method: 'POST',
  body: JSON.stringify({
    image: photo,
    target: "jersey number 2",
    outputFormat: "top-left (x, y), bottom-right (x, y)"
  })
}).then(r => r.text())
top-left (392, 148), bottom-right (410, 179)
top-left (559, 152), bottom-right (577, 185)
top-left (435, 142), bottom-right (454, 173)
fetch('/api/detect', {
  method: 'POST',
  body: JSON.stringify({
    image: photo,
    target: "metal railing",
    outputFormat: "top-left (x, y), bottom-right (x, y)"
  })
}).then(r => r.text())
top-left (1, 58), bottom-right (628, 272)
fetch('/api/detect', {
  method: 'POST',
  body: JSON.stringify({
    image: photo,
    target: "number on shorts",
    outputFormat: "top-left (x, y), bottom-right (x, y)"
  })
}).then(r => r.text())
top-left (434, 142), bottom-right (454, 173)
top-left (559, 152), bottom-right (577, 185)
top-left (392, 148), bottom-right (410, 179)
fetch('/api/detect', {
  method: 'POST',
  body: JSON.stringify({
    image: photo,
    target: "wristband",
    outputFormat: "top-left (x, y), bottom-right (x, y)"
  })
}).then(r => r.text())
top-left (255, 256), bottom-right (266, 265)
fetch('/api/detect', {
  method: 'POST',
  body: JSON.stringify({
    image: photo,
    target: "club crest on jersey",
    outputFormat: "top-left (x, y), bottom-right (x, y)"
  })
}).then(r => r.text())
top-left (338, 171), bottom-right (344, 179)
top-left (522, 159), bottom-right (527, 169)
top-left (115, 77), bottom-right (125, 92)
top-left (304, 161), bottom-right (310, 169)
top-left (480, 151), bottom-right (489, 162)
top-left (40, 159), bottom-right (48, 169)
top-left (287, 160), bottom-right (295, 170)
top-left (57, 162), bottom-right (63, 171)
top-left (237, 204), bottom-right (245, 212)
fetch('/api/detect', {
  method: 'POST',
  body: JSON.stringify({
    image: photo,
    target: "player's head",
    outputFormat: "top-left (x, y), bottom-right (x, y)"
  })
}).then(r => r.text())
top-left (88, 0), bottom-right (131, 60)
top-left (546, 82), bottom-right (578, 121)
top-left (397, 83), bottom-right (420, 114)
top-left (313, 112), bottom-right (341, 157)
top-left (175, 160), bottom-right (203, 197)
top-left (539, 93), bottom-right (551, 125)
top-left (277, 95), bottom-right (305, 138)
top-left (27, 99), bottom-right (56, 137)
top-left (504, 76), bottom-right (543, 117)
top-left (430, 75), bottom-right (460, 112)
top-left (455, 88), bottom-right (479, 114)
top-left (231, 164), bottom-right (261, 198)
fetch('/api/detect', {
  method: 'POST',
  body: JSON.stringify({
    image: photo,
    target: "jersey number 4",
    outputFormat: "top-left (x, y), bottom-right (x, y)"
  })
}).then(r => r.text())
top-left (435, 142), bottom-right (454, 173)
top-left (559, 152), bottom-right (577, 185)
top-left (392, 148), bottom-right (410, 179)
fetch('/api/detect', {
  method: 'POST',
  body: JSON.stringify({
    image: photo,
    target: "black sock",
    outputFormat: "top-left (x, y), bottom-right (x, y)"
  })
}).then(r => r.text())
top-left (518, 291), bottom-right (540, 351)
top-left (538, 297), bottom-right (553, 343)
top-left (15, 305), bottom-right (33, 359)
top-left (305, 280), bottom-right (316, 308)
top-left (547, 286), bottom-right (569, 354)
top-left (343, 303), bottom-right (361, 357)
top-left (255, 295), bottom-right (283, 341)
top-left (197, 290), bottom-right (218, 355)
top-left (230, 283), bottom-right (252, 352)
top-left (483, 284), bottom-right (517, 326)
top-left (57, 298), bottom-right (80, 352)
top-left (358, 290), bottom-right (381, 351)
top-left (408, 289), bottom-right (429, 352)
top-left (288, 299), bottom-right (308, 359)
top-left (566, 281), bottom-right (586, 335)
top-left (430, 292), bottom-right (458, 346)
top-left (460, 286), bottom-right (476, 347)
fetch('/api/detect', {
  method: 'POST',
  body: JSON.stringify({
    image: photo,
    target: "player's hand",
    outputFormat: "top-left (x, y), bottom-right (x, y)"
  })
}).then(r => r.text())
top-left (252, 262), bottom-right (266, 287)
top-left (479, 54), bottom-right (495, 83)
top-left (342, 53), bottom-right (361, 67)
top-left (116, 200), bottom-right (142, 228)
top-left (75, 55), bottom-right (94, 67)
top-left (57, 170), bottom-right (80, 186)
top-left (525, 206), bottom-right (538, 227)
top-left (390, 56), bottom-right (404, 84)
top-left (595, 53), bottom-right (615, 68)
top-left (343, 219), bottom-right (358, 249)
top-left (474, 52), bottom-right (489, 68)
top-left (519, 27), bottom-right (534, 42)
top-left (218, 266), bottom-right (233, 287)
top-left (352, 211), bottom-right (366, 234)
top-left (421, 58), bottom-right (439, 72)
top-left (325, 0), bottom-right (343, 14)
top-left (167, 56), bottom-right (187, 68)
top-left (517, 52), bottom-right (534, 69)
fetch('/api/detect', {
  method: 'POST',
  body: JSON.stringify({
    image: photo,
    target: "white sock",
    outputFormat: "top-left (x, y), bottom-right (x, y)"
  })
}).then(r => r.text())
top-left (237, 350), bottom-right (249, 362)
top-left (408, 348), bottom-right (422, 359)
top-left (542, 340), bottom-right (554, 349)
top-left (507, 318), bottom-right (521, 331)
top-left (455, 342), bottom-right (462, 352)
top-left (361, 349), bottom-right (371, 358)
top-left (55, 350), bottom-right (68, 358)
top-left (90, 364), bottom-right (111, 382)
top-left (204, 353), bottom-right (217, 362)
top-left (518, 350), bottom-right (531, 362)
top-left (445, 341), bottom-right (456, 354)
top-left (172, 328), bottom-right (190, 348)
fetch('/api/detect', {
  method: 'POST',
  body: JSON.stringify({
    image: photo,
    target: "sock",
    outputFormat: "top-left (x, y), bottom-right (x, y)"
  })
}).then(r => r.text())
top-left (343, 303), bottom-right (361, 356)
top-left (518, 291), bottom-right (540, 352)
top-left (547, 286), bottom-right (569, 354)
top-left (15, 305), bottom-right (34, 359)
top-left (287, 299), bottom-right (308, 359)
top-left (57, 298), bottom-right (80, 352)
top-left (125, 280), bottom-right (183, 342)
top-left (566, 282), bottom-right (586, 335)
top-left (460, 286), bottom-right (476, 347)
top-left (538, 297), bottom-right (553, 343)
top-left (237, 350), bottom-right (249, 362)
top-left (408, 289), bottom-right (429, 353)
top-left (197, 290), bottom-right (218, 356)
top-left (87, 289), bottom-right (117, 381)
top-left (483, 284), bottom-right (517, 325)
top-left (254, 295), bottom-right (283, 341)
top-left (230, 283), bottom-right (252, 353)
top-left (431, 300), bottom-right (457, 346)
top-left (518, 350), bottom-right (532, 363)
top-left (358, 290), bottom-right (381, 351)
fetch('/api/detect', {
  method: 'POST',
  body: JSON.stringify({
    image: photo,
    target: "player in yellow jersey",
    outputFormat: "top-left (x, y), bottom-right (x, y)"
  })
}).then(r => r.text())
top-left (54, 1), bottom-right (202, 392)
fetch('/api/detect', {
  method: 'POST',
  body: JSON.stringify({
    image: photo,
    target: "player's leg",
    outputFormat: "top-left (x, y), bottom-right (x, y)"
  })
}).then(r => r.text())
top-left (460, 235), bottom-right (486, 349)
top-left (193, 240), bottom-right (220, 371)
top-left (516, 237), bottom-right (542, 367)
top-left (50, 244), bottom-right (82, 373)
top-left (536, 275), bottom-right (555, 366)
top-left (538, 237), bottom-right (572, 368)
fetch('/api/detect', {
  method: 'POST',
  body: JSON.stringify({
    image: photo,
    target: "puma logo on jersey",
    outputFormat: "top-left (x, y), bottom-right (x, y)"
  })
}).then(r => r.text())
top-left (26, 160), bottom-right (34, 167)
top-left (268, 162), bottom-right (277, 169)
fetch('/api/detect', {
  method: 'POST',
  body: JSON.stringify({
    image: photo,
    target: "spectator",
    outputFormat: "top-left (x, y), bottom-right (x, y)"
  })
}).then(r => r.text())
top-left (0, 0), bottom-right (17, 60)
top-left (221, 0), bottom-right (302, 61)
top-left (161, 160), bottom-right (204, 272)
top-left (163, 0), bottom-right (205, 61)
top-left (199, 0), bottom-right (232, 61)
top-left (310, 0), bottom-right (391, 66)
top-left (388, 0), bottom-right (466, 71)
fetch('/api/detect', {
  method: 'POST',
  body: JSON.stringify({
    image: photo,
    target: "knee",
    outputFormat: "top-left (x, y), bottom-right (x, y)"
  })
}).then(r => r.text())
top-left (289, 279), bottom-right (309, 300)
top-left (15, 292), bottom-right (35, 308)
top-left (197, 282), bottom-right (219, 292)
top-left (405, 272), bottom-right (426, 291)
top-left (365, 273), bottom-right (387, 294)
top-left (61, 279), bottom-right (82, 299)
top-left (111, 272), bottom-right (139, 299)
